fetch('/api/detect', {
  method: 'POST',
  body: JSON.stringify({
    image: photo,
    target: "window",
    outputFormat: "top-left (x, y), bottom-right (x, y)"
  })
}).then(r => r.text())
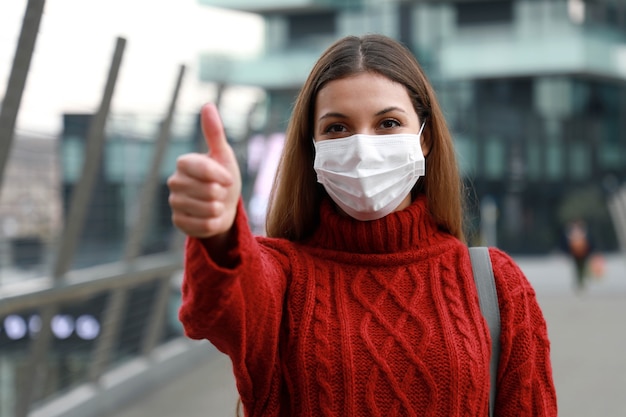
top-left (599, 121), bottom-right (622, 169)
top-left (546, 140), bottom-right (562, 181)
top-left (485, 137), bottom-right (505, 179)
top-left (526, 141), bottom-right (542, 181)
top-left (569, 142), bottom-right (591, 179)
top-left (62, 136), bottom-right (84, 182)
top-left (454, 133), bottom-right (477, 177)
top-left (287, 12), bottom-right (336, 47)
top-left (456, 1), bottom-right (513, 26)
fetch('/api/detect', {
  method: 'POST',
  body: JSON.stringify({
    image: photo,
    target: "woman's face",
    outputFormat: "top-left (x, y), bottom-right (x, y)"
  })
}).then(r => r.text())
top-left (313, 71), bottom-right (429, 213)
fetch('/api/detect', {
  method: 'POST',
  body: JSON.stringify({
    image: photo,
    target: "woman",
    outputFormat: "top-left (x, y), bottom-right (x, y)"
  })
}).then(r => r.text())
top-left (167, 34), bottom-right (557, 416)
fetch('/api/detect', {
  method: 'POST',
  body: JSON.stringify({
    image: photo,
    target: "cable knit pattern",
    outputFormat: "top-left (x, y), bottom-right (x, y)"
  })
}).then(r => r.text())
top-left (178, 195), bottom-right (557, 417)
top-left (352, 267), bottom-right (435, 417)
top-left (436, 254), bottom-right (484, 416)
top-left (313, 263), bottom-right (334, 416)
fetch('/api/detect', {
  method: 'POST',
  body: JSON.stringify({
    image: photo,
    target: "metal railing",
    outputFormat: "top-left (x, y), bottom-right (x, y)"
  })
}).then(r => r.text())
top-left (0, 0), bottom-right (45, 191)
top-left (0, 253), bottom-right (186, 417)
top-left (0, 3), bottom-right (205, 416)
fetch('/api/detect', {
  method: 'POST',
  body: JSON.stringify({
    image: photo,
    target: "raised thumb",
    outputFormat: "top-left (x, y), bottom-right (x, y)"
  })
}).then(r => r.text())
top-left (200, 103), bottom-right (230, 158)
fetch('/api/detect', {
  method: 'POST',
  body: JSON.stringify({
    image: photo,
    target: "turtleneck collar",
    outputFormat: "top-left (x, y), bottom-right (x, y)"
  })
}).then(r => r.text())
top-left (305, 195), bottom-right (447, 254)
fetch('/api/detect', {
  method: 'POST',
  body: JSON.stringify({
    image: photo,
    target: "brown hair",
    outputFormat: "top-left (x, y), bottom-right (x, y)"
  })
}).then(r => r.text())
top-left (265, 34), bottom-right (465, 242)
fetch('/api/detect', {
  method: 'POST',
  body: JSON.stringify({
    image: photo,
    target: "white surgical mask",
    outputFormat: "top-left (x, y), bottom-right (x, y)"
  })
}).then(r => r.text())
top-left (313, 123), bottom-right (426, 221)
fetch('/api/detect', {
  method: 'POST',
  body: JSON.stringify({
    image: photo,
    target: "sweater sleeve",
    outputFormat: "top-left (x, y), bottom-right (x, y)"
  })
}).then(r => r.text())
top-left (488, 248), bottom-right (558, 417)
top-left (178, 199), bottom-right (290, 411)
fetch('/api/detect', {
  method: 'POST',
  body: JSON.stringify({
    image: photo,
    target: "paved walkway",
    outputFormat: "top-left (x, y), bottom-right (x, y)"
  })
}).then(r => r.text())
top-left (115, 254), bottom-right (626, 417)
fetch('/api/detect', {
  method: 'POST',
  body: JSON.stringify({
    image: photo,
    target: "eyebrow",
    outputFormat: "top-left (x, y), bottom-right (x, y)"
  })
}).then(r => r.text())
top-left (318, 106), bottom-right (407, 121)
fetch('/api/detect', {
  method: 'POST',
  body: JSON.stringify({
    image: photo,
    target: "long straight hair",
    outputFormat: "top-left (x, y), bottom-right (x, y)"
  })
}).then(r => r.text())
top-left (265, 34), bottom-right (465, 242)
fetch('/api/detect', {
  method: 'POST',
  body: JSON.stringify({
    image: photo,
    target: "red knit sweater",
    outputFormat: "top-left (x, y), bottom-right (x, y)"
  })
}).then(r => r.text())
top-left (180, 196), bottom-right (557, 416)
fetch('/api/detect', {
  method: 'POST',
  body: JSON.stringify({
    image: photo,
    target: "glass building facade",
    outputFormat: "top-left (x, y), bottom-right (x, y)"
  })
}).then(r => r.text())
top-left (197, 0), bottom-right (626, 254)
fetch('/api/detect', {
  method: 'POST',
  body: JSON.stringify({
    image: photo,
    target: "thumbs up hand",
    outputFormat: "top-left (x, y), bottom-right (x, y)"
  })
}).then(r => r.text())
top-left (167, 103), bottom-right (242, 239)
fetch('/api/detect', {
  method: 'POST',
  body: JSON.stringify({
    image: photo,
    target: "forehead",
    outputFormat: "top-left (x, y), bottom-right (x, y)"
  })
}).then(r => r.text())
top-left (315, 72), bottom-right (413, 115)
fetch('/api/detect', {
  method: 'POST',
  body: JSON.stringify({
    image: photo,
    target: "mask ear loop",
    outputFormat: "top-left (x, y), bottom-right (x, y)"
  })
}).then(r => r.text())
top-left (411, 121), bottom-right (429, 199)
top-left (418, 120), bottom-right (430, 161)
top-left (417, 121), bottom-right (426, 137)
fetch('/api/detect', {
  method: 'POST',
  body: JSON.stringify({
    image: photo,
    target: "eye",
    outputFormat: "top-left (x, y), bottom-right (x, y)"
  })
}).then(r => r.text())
top-left (323, 124), bottom-right (348, 134)
top-left (380, 119), bottom-right (401, 129)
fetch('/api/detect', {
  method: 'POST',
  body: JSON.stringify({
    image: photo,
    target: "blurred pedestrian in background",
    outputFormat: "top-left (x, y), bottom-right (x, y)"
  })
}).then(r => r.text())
top-left (562, 218), bottom-right (596, 292)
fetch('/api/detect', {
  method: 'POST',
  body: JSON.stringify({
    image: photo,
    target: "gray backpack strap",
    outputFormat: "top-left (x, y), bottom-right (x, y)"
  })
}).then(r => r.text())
top-left (469, 247), bottom-right (500, 417)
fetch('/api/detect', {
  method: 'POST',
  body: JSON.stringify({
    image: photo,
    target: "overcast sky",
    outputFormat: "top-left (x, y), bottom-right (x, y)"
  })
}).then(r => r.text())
top-left (0, 0), bottom-right (264, 135)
